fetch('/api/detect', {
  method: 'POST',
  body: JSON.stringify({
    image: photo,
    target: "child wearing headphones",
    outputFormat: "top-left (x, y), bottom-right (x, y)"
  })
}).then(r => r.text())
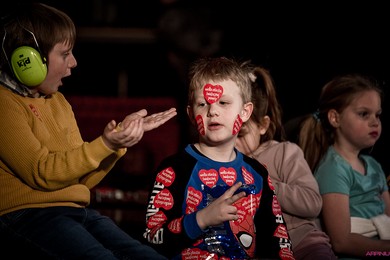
top-left (235, 66), bottom-right (337, 260)
top-left (298, 74), bottom-right (390, 259)
top-left (143, 56), bottom-right (294, 259)
top-left (0, 2), bottom-right (175, 259)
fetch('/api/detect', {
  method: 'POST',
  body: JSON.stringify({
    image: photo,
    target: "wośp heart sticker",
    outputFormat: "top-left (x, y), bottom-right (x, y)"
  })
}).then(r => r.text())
top-left (203, 84), bottom-right (223, 104)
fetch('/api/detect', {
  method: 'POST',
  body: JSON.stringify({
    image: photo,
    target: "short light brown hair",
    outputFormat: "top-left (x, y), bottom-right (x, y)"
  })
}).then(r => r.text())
top-left (187, 56), bottom-right (253, 106)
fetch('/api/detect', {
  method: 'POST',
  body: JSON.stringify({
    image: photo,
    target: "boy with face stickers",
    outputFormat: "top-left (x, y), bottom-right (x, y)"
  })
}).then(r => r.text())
top-left (143, 57), bottom-right (294, 259)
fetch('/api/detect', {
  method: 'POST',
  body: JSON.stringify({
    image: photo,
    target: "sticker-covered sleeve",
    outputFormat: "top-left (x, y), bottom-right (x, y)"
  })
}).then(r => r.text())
top-left (255, 173), bottom-right (295, 259)
top-left (143, 152), bottom-right (197, 258)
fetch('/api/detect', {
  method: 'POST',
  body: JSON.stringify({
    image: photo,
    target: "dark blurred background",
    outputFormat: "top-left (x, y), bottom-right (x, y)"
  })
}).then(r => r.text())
top-left (2, 0), bottom-right (388, 172)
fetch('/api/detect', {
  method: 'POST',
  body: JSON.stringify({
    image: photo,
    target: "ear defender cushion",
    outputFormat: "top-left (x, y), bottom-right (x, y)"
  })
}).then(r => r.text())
top-left (10, 46), bottom-right (47, 86)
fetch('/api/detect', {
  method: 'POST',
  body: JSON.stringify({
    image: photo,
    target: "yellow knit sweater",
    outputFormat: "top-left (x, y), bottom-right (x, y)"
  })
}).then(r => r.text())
top-left (0, 86), bottom-right (126, 216)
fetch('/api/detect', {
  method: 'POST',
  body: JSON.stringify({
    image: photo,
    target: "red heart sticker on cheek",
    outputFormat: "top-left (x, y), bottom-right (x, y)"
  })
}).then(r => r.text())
top-left (203, 84), bottom-right (223, 104)
top-left (232, 114), bottom-right (243, 135)
top-left (196, 115), bottom-right (205, 135)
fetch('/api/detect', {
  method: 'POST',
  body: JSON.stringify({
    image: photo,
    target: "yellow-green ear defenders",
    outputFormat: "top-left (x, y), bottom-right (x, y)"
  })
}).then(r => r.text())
top-left (10, 45), bottom-right (47, 87)
top-left (2, 20), bottom-right (47, 87)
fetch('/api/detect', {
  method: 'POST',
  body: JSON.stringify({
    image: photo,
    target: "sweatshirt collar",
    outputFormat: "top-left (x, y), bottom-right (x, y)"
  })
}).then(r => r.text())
top-left (0, 70), bottom-right (35, 97)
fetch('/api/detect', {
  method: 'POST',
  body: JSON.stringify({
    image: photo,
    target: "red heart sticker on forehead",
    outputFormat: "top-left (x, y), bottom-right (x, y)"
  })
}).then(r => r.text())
top-left (203, 84), bottom-right (223, 104)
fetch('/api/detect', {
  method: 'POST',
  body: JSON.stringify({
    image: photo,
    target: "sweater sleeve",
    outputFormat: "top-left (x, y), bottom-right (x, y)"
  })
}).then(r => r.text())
top-left (0, 90), bottom-right (125, 191)
top-left (272, 142), bottom-right (322, 218)
top-left (143, 151), bottom-right (197, 259)
top-left (245, 156), bottom-right (294, 259)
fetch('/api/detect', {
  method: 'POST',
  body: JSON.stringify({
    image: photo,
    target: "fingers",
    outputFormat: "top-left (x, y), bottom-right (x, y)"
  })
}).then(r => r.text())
top-left (102, 118), bottom-right (145, 150)
top-left (144, 107), bottom-right (177, 132)
top-left (135, 109), bottom-right (148, 117)
top-left (148, 108), bottom-right (177, 122)
top-left (106, 120), bottom-right (117, 131)
top-left (164, 107), bottom-right (177, 115)
top-left (223, 181), bottom-right (243, 199)
top-left (226, 193), bottom-right (245, 207)
top-left (121, 108), bottom-right (177, 132)
top-left (121, 110), bottom-right (147, 129)
top-left (120, 118), bottom-right (144, 146)
top-left (102, 107), bottom-right (176, 150)
top-left (198, 182), bottom-right (247, 227)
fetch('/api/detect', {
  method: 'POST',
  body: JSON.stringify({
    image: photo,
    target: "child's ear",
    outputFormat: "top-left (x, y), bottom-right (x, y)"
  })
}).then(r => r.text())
top-left (259, 116), bottom-right (270, 135)
top-left (328, 109), bottom-right (340, 127)
top-left (240, 102), bottom-right (253, 122)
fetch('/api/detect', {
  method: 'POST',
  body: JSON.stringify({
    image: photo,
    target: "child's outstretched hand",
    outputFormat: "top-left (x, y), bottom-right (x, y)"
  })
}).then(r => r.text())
top-left (101, 108), bottom-right (177, 150)
top-left (102, 116), bottom-right (144, 150)
top-left (196, 182), bottom-right (246, 230)
top-left (121, 108), bottom-right (177, 132)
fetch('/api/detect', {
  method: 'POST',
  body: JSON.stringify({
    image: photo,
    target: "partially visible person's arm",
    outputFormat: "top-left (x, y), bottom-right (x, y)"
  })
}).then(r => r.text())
top-left (272, 142), bottom-right (322, 218)
top-left (383, 190), bottom-right (390, 216)
top-left (322, 193), bottom-right (390, 257)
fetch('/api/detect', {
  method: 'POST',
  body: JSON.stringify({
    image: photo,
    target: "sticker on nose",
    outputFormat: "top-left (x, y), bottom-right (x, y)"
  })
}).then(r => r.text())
top-left (203, 84), bottom-right (223, 104)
